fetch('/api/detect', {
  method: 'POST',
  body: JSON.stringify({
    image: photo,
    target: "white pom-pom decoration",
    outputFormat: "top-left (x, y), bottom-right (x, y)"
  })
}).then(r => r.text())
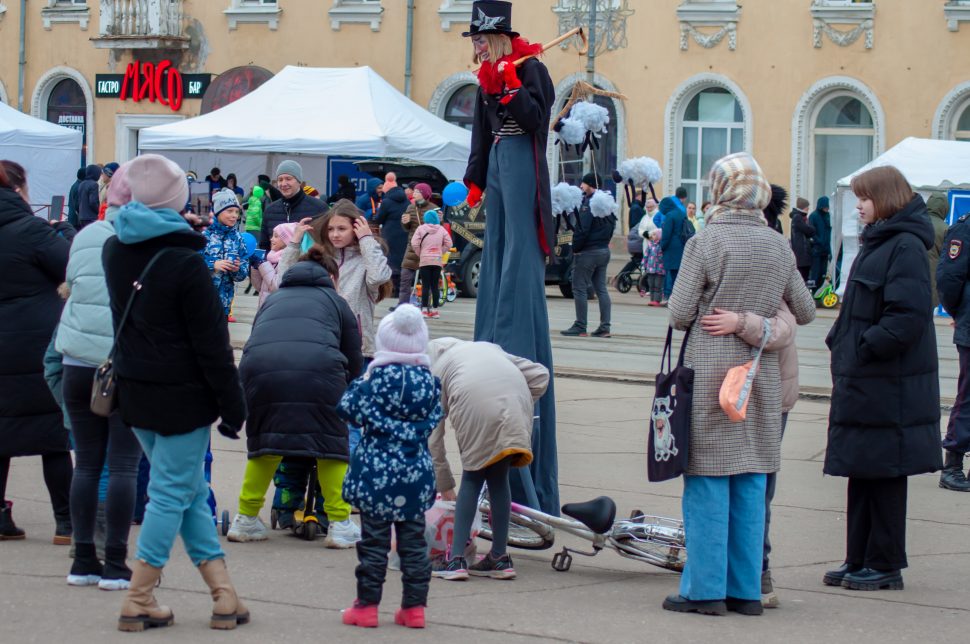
top-left (570, 101), bottom-right (610, 135)
top-left (589, 190), bottom-right (619, 218)
top-left (559, 117), bottom-right (587, 145)
top-left (618, 157), bottom-right (663, 187)
top-left (551, 182), bottom-right (584, 215)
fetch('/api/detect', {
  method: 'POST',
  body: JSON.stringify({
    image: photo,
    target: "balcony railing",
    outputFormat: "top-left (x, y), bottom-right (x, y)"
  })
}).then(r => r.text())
top-left (93, 0), bottom-right (189, 49)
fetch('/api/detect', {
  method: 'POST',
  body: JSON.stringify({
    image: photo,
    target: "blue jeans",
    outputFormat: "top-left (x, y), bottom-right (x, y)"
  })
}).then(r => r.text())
top-left (679, 473), bottom-right (766, 601)
top-left (132, 427), bottom-right (224, 568)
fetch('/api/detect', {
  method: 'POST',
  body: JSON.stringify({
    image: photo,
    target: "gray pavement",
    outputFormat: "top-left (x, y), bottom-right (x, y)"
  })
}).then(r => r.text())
top-left (3, 285), bottom-right (968, 643)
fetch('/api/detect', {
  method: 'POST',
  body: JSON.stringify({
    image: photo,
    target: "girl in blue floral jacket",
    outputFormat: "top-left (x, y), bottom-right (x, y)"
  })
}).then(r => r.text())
top-left (338, 304), bottom-right (443, 630)
top-left (203, 189), bottom-right (249, 319)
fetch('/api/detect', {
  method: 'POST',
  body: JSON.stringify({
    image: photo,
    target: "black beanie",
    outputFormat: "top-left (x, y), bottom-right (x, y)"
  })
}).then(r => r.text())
top-left (581, 172), bottom-right (598, 189)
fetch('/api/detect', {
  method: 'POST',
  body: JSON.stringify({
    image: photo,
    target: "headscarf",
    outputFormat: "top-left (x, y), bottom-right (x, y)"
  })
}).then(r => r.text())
top-left (705, 152), bottom-right (772, 223)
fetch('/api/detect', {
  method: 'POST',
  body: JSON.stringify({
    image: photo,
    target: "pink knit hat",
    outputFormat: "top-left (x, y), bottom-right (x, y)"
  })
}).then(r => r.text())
top-left (106, 161), bottom-right (132, 207)
top-left (125, 154), bottom-right (189, 213)
top-left (273, 222), bottom-right (297, 246)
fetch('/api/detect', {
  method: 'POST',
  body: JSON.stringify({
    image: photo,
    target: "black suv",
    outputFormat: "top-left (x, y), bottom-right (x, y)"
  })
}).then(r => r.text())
top-left (355, 159), bottom-right (575, 298)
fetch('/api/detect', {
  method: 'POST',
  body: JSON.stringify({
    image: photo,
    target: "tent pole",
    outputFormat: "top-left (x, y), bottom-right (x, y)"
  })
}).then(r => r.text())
top-left (18, 0), bottom-right (27, 112)
top-left (404, 0), bottom-right (414, 98)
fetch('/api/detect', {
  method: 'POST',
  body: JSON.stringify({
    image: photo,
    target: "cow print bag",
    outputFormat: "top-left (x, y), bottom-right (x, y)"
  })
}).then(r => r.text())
top-left (647, 326), bottom-right (693, 482)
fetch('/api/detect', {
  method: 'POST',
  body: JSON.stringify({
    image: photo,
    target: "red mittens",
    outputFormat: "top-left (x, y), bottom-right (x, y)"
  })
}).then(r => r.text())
top-left (466, 182), bottom-right (483, 208)
top-left (501, 62), bottom-right (522, 91)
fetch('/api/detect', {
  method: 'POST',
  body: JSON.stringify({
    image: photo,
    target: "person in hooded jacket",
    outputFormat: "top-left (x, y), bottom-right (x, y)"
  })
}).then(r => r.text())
top-left (376, 175), bottom-right (410, 295)
top-left (355, 177), bottom-right (383, 231)
top-left (228, 247), bottom-right (364, 547)
top-left (77, 164), bottom-right (103, 230)
top-left (659, 196), bottom-right (688, 300)
top-left (925, 192), bottom-right (948, 310)
top-left (0, 160), bottom-right (74, 544)
top-left (258, 161), bottom-right (328, 252)
top-left (398, 182), bottom-right (437, 309)
top-left (823, 165), bottom-right (942, 593)
top-left (789, 197), bottom-right (815, 284)
top-left (808, 196), bottom-right (832, 288)
top-left (68, 168), bottom-right (86, 227)
top-left (102, 153), bottom-right (249, 632)
top-left (56, 161), bottom-right (143, 591)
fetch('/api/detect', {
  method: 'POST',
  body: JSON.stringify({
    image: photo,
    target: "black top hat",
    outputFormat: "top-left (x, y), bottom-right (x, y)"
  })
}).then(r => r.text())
top-left (462, 1), bottom-right (518, 38)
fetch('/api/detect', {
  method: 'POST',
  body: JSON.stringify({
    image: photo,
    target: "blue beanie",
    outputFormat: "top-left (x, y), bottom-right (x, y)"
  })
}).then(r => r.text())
top-left (423, 209), bottom-right (440, 225)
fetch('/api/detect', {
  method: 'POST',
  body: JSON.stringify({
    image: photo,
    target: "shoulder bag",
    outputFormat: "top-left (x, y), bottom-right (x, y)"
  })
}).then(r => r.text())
top-left (719, 318), bottom-right (772, 423)
top-left (91, 249), bottom-right (171, 417)
top-left (648, 326), bottom-right (693, 482)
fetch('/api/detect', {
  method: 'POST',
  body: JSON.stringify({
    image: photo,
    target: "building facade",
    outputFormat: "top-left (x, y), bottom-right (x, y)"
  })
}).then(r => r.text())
top-left (2, 0), bottom-right (970, 221)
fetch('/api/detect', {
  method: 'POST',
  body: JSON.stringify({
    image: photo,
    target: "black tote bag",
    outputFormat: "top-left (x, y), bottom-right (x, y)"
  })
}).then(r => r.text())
top-left (647, 326), bottom-right (693, 482)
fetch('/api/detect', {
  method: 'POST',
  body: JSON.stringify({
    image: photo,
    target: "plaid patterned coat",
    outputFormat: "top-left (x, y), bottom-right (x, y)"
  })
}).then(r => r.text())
top-left (668, 213), bottom-right (815, 476)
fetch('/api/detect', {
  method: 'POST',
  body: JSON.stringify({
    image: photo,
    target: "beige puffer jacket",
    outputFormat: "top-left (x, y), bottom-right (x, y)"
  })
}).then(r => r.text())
top-left (427, 338), bottom-right (550, 492)
top-left (735, 301), bottom-right (798, 413)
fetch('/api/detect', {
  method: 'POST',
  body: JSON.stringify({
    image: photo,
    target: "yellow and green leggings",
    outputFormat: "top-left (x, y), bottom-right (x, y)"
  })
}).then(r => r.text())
top-left (238, 455), bottom-right (350, 522)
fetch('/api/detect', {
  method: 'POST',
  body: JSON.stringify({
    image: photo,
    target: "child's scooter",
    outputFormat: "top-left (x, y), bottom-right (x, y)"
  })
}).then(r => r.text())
top-left (813, 275), bottom-right (840, 309)
top-left (270, 462), bottom-right (327, 541)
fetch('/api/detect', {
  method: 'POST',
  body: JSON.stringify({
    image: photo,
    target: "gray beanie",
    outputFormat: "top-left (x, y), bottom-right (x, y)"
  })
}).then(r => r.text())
top-left (212, 189), bottom-right (240, 217)
top-left (276, 160), bottom-right (303, 183)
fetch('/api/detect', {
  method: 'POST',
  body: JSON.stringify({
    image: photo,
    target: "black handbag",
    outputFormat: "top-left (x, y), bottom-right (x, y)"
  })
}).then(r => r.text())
top-left (647, 326), bottom-right (693, 482)
top-left (91, 249), bottom-right (171, 418)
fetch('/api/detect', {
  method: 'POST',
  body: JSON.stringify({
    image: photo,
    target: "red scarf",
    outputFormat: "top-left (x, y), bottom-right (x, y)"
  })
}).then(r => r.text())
top-left (477, 37), bottom-right (544, 95)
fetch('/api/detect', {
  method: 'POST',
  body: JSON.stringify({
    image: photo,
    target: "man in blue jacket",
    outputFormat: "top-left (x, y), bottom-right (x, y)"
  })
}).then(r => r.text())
top-left (937, 212), bottom-right (970, 492)
top-left (659, 196), bottom-right (688, 301)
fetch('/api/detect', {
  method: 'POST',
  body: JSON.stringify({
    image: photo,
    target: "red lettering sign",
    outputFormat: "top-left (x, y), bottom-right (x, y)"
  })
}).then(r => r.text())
top-left (118, 60), bottom-right (183, 112)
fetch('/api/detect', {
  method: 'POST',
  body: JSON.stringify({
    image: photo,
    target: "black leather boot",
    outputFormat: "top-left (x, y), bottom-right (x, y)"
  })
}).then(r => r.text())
top-left (939, 451), bottom-right (970, 491)
top-left (0, 500), bottom-right (25, 540)
top-left (823, 562), bottom-right (861, 586)
top-left (841, 568), bottom-right (903, 591)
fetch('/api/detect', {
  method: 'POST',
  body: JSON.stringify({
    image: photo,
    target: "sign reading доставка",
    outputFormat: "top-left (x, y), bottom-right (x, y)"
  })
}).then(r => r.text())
top-left (96, 61), bottom-right (210, 111)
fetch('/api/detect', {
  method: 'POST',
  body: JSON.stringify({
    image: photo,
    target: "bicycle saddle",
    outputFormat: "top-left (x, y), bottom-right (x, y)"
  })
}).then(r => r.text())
top-left (561, 496), bottom-right (617, 535)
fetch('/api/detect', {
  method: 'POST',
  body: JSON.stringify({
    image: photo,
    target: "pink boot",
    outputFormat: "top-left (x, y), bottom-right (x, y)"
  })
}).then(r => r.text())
top-left (342, 601), bottom-right (379, 628)
top-left (395, 606), bottom-right (425, 628)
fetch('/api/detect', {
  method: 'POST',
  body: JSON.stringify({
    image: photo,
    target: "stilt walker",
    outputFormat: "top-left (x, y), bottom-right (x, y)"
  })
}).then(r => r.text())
top-left (462, 1), bottom-right (562, 514)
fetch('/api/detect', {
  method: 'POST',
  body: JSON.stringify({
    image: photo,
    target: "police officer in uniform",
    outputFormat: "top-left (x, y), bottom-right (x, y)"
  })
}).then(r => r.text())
top-left (936, 212), bottom-right (970, 491)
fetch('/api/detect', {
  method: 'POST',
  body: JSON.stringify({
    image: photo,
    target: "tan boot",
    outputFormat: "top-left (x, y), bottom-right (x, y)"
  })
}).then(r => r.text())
top-left (198, 558), bottom-right (250, 629)
top-left (117, 560), bottom-right (174, 632)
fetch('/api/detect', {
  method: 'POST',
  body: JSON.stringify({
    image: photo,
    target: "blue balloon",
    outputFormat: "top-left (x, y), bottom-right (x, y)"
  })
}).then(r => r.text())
top-left (442, 181), bottom-right (469, 207)
top-left (241, 232), bottom-right (258, 258)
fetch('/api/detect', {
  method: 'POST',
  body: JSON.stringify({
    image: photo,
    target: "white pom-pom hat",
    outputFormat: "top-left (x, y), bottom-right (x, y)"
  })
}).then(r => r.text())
top-left (376, 304), bottom-right (429, 355)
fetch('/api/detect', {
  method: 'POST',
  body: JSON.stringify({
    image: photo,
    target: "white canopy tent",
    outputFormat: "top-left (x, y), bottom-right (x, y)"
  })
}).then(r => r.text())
top-left (138, 65), bottom-right (472, 190)
top-left (0, 101), bottom-right (83, 210)
top-left (833, 137), bottom-right (970, 296)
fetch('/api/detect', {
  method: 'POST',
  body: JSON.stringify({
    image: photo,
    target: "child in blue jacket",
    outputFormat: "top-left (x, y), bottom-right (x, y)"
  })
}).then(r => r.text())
top-left (338, 304), bottom-right (443, 630)
top-left (203, 189), bottom-right (249, 319)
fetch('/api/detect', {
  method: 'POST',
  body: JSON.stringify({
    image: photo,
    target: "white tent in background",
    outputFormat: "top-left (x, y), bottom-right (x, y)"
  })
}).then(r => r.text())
top-left (833, 137), bottom-right (970, 296)
top-left (0, 101), bottom-right (83, 210)
top-left (138, 65), bottom-right (472, 188)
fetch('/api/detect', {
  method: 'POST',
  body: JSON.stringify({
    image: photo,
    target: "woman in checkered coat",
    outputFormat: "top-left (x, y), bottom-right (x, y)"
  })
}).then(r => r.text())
top-left (664, 152), bottom-right (815, 616)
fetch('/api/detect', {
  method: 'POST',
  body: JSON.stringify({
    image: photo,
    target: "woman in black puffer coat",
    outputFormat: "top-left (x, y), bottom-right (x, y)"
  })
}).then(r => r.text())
top-left (823, 165), bottom-right (942, 592)
top-left (229, 248), bottom-right (364, 546)
top-left (0, 160), bottom-right (74, 543)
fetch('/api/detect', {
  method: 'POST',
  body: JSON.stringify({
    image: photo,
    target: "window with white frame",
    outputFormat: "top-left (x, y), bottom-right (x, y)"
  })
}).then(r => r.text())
top-left (678, 88), bottom-right (744, 204)
top-left (225, 0), bottom-right (281, 30)
top-left (555, 94), bottom-right (619, 193)
top-left (329, 0), bottom-right (383, 31)
top-left (42, 0), bottom-right (90, 30)
top-left (443, 84), bottom-right (477, 131)
top-left (438, 0), bottom-right (472, 31)
top-left (811, 94), bottom-right (874, 199)
top-left (945, 1), bottom-right (970, 31)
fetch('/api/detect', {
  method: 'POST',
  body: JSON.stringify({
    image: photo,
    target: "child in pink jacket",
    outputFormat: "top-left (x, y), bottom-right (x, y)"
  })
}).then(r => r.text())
top-left (410, 210), bottom-right (452, 319)
top-left (250, 222), bottom-right (299, 309)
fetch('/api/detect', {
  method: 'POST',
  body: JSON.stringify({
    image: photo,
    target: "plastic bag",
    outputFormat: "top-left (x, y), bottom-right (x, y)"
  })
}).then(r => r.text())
top-left (424, 498), bottom-right (481, 560)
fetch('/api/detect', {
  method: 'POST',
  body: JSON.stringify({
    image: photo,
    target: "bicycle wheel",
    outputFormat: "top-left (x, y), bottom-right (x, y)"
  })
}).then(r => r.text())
top-left (609, 514), bottom-right (686, 572)
top-left (616, 272), bottom-right (633, 293)
top-left (477, 498), bottom-right (555, 550)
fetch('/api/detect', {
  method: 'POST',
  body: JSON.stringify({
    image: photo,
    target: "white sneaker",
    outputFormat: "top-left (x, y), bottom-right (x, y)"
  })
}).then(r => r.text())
top-left (325, 518), bottom-right (361, 549)
top-left (66, 573), bottom-right (101, 587)
top-left (226, 513), bottom-right (269, 542)
top-left (98, 578), bottom-right (130, 591)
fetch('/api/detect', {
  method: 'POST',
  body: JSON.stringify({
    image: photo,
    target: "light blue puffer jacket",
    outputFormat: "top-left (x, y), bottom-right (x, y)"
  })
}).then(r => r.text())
top-left (55, 218), bottom-right (117, 366)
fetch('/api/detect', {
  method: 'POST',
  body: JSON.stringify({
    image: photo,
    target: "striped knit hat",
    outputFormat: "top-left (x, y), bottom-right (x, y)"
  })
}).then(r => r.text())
top-left (706, 152), bottom-right (772, 223)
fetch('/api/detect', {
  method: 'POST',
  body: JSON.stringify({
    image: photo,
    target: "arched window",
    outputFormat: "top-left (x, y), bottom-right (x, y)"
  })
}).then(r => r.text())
top-left (443, 84), bottom-right (477, 131)
top-left (46, 78), bottom-right (88, 166)
top-left (953, 102), bottom-right (970, 141)
top-left (556, 94), bottom-right (619, 194)
top-left (679, 87), bottom-right (744, 204)
top-left (811, 94), bottom-right (874, 199)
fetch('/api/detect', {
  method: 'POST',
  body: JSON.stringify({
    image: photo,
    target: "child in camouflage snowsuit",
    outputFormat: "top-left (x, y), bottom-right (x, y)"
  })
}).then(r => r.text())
top-left (203, 189), bottom-right (249, 318)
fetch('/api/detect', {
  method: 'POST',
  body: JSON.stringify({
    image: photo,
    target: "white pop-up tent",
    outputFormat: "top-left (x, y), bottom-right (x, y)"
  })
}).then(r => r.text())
top-left (833, 137), bottom-right (970, 296)
top-left (138, 65), bottom-right (472, 189)
top-left (0, 101), bottom-right (83, 209)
